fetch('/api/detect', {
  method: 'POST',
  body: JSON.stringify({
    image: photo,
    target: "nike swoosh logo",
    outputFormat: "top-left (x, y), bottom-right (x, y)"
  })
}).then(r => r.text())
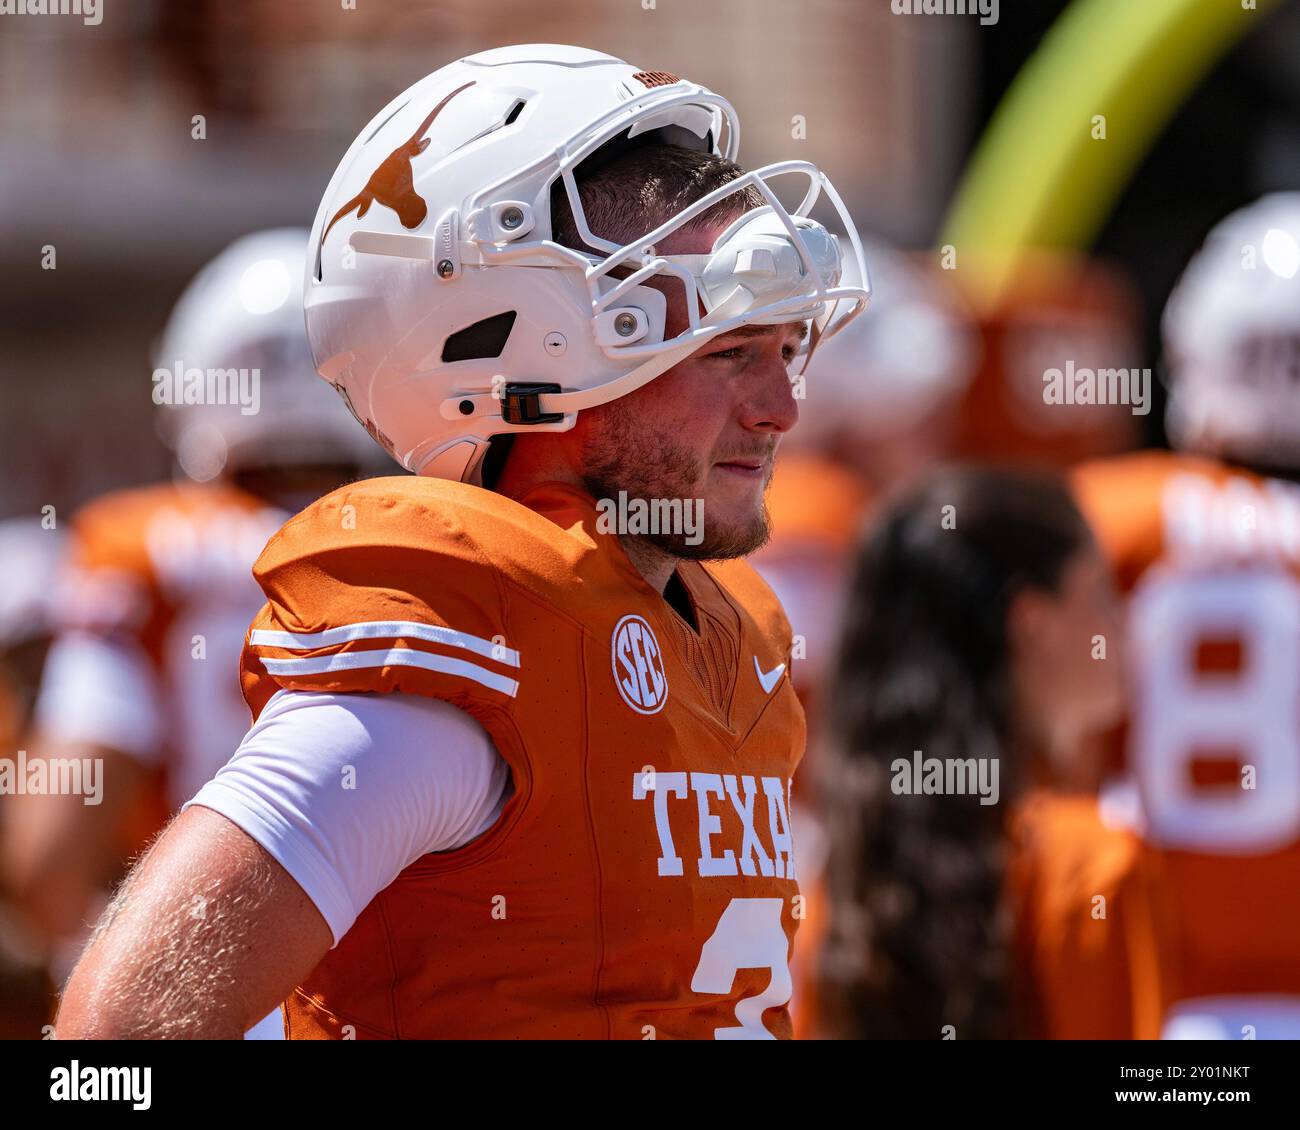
top-left (754, 656), bottom-right (786, 695)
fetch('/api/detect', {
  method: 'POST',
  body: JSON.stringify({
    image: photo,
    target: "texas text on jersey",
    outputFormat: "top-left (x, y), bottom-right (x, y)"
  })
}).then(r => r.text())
top-left (240, 475), bottom-right (806, 1039)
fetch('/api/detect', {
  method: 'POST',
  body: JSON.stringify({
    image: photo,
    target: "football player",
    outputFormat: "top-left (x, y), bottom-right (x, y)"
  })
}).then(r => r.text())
top-left (4, 230), bottom-right (381, 995)
top-left (0, 520), bottom-right (64, 1037)
top-left (0, 520), bottom-right (63, 757)
top-left (55, 45), bottom-right (868, 1040)
top-left (1072, 193), bottom-right (1300, 1038)
top-left (811, 467), bottom-right (1149, 1039)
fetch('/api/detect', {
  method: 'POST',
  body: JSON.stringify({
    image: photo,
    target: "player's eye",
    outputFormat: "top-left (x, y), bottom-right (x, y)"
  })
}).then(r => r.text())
top-left (706, 346), bottom-right (744, 361)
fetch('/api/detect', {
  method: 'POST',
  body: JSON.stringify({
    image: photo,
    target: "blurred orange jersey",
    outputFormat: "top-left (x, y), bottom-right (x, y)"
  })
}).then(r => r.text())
top-left (1009, 790), bottom-right (1165, 1039)
top-left (790, 790), bottom-right (1159, 1040)
top-left (241, 476), bottom-right (806, 1040)
top-left (1073, 450), bottom-right (1300, 1036)
top-left (50, 481), bottom-right (284, 809)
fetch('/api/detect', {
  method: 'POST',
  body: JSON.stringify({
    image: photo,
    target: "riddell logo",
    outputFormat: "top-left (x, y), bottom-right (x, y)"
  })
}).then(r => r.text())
top-left (612, 615), bottom-right (668, 714)
top-left (632, 71), bottom-right (680, 89)
top-left (321, 81), bottom-right (476, 248)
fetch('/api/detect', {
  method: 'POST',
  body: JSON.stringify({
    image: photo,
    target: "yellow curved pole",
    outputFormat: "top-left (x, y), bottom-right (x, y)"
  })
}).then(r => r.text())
top-left (940, 0), bottom-right (1281, 296)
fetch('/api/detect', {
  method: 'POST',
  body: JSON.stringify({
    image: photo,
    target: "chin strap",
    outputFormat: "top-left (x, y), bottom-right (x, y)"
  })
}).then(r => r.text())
top-left (436, 333), bottom-right (707, 424)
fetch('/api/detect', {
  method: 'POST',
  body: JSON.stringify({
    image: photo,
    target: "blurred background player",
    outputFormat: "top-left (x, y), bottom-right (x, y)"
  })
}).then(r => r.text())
top-left (0, 521), bottom-right (65, 1038)
top-left (1072, 193), bottom-right (1300, 1039)
top-left (810, 467), bottom-right (1155, 1039)
top-left (1, 230), bottom-right (389, 1030)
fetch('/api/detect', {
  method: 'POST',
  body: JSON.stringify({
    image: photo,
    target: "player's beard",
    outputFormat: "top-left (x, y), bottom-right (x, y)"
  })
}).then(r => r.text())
top-left (579, 399), bottom-right (772, 561)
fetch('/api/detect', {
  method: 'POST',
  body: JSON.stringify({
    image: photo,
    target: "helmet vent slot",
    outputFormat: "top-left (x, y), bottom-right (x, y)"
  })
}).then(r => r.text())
top-left (441, 310), bottom-right (517, 362)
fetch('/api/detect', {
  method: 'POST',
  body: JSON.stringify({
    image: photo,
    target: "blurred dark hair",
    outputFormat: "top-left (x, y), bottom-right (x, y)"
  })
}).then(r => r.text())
top-left (816, 465), bottom-right (1092, 1039)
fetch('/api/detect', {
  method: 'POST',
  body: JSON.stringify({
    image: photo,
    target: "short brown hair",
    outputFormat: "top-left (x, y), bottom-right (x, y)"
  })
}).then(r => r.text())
top-left (551, 143), bottom-right (762, 254)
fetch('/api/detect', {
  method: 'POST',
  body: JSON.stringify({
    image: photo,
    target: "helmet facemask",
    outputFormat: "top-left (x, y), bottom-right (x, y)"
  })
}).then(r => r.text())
top-left (304, 46), bottom-right (870, 482)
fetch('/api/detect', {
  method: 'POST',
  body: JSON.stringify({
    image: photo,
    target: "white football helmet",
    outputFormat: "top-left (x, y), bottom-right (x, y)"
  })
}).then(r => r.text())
top-left (154, 228), bottom-right (384, 483)
top-left (305, 43), bottom-right (869, 482)
top-left (1163, 193), bottom-right (1300, 471)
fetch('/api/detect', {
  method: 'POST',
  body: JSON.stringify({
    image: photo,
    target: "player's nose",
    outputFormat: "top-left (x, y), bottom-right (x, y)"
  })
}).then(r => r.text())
top-left (738, 344), bottom-right (800, 435)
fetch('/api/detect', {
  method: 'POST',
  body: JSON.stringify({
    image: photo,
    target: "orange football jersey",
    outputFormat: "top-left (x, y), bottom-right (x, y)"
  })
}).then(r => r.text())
top-left (55, 481), bottom-right (284, 810)
top-left (1073, 450), bottom-right (1300, 1035)
top-left (1008, 789), bottom-right (1166, 1039)
top-left (240, 476), bottom-right (807, 1039)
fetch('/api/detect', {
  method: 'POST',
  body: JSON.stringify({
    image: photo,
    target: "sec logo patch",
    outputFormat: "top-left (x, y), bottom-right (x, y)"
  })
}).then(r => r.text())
top-left (611, 614), bottom-right (668, 714)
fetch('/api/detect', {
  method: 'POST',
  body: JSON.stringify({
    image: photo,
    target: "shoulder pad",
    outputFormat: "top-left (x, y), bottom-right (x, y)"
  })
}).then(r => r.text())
top-left (243, 476), bottom-right (581, 716)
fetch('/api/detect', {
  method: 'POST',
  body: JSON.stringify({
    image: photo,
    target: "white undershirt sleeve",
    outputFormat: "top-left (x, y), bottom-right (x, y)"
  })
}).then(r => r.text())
top-left (184, 689), bottom-right (511, 946)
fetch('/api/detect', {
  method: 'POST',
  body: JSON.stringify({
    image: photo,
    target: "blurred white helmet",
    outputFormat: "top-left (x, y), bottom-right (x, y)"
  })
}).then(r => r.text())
top-left (791, 239), bottom-right (976, 447)
top-left (1163, 193), bottom-right (1300, 471)
top-left (305, 43), bottom-right (869, 483)
top-left (154, 228), bottom-right (385, 483)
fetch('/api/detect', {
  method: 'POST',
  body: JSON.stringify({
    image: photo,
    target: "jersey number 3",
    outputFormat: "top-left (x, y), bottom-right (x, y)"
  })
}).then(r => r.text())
top-left (691, 897), bottom-right (793, 1039)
